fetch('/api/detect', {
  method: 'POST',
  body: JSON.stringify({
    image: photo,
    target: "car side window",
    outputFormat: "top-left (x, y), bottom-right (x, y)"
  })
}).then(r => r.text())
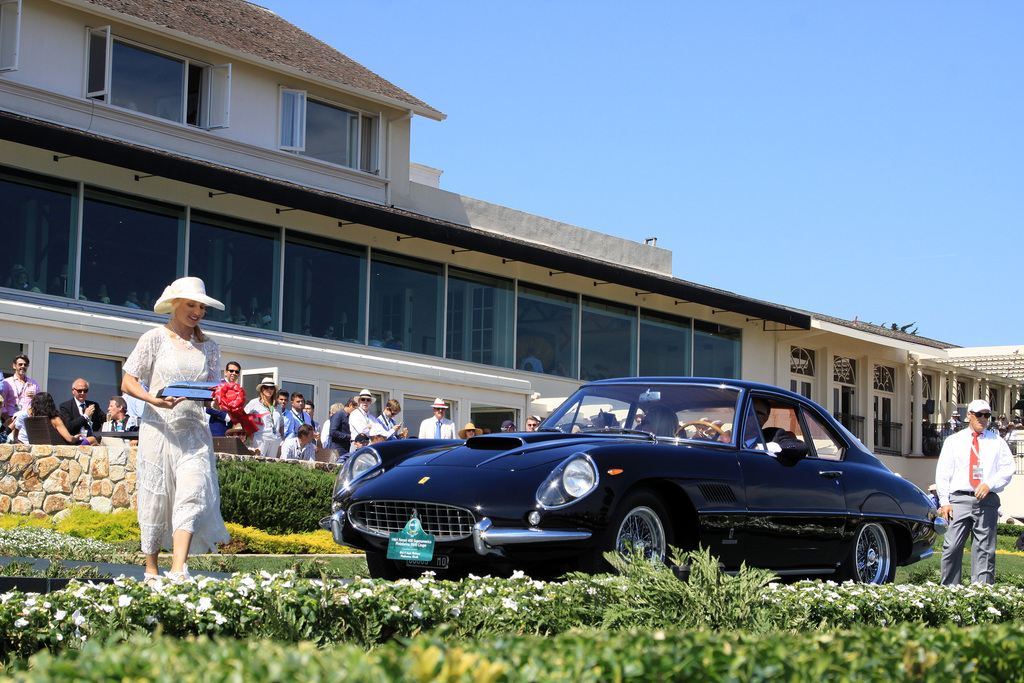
top-left (741, 400), bottom-right (765, 450)
top-left (801, 409), bottom-right (845, 461)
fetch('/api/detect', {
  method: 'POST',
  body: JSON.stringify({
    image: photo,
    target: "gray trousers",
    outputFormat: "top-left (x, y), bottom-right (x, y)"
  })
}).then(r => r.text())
top-left (940, 492), bottom-right (1000, 585)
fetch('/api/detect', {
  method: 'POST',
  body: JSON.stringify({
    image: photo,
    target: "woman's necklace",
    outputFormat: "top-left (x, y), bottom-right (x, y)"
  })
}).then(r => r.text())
top-left (166, 325), bottom-right (195, 350)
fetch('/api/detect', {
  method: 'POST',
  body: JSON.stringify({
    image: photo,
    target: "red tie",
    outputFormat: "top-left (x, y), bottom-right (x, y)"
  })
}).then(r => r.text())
top-left (969, 432), bottom-right (982, 488)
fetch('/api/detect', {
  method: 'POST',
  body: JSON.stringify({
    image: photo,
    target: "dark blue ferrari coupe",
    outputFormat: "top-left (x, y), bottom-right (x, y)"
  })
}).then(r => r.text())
top-left (323, 378), bottom-right (944, 583)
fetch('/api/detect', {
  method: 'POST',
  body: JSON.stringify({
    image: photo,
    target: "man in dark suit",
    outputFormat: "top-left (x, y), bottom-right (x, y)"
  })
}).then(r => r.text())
top-left (324, 396), bottom-right (358, 454)
top-left (59, 378), bottom-right (105, 442)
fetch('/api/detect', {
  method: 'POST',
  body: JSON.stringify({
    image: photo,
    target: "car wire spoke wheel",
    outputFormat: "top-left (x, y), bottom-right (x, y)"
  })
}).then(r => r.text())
top-left (853, 522), bottom-right (892, 583)
top-left (616, 505), bottom-right (667, 563)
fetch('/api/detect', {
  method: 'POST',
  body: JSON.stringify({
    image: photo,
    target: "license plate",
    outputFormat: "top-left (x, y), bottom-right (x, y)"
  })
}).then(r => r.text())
top-left (405, 556), bottom-right (449, 570)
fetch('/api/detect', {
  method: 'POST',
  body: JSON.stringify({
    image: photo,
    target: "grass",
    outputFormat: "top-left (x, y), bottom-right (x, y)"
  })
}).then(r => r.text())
top-left (184, 552), bottom-right (368, 578)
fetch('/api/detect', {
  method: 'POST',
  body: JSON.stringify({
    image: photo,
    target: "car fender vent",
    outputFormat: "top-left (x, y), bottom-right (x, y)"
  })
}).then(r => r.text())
top-left (699, 483), bottom-right (737, 505)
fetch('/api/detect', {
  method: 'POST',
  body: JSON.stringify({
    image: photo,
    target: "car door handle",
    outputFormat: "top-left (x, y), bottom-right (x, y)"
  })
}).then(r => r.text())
top-left (818, 470), bottom-right (843, 479)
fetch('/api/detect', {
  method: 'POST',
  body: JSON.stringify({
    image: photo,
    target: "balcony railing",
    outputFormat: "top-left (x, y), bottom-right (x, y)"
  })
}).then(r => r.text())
top-left (873, 419), bottom-right (903, 456)
top-left (834, 412), bottom-right (865, 442)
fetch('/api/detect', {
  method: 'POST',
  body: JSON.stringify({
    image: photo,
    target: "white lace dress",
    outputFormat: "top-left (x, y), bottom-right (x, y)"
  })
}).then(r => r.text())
top-left (124, 327), bottom-right (230, 555)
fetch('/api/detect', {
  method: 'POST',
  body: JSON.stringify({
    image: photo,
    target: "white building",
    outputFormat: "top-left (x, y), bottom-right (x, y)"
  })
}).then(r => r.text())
top-left (0, 0), bottom-right (1020, 499)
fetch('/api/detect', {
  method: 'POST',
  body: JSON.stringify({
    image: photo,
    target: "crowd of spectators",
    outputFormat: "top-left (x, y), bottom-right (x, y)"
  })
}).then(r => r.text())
top-left (1, 354), bottom-right (540, 462)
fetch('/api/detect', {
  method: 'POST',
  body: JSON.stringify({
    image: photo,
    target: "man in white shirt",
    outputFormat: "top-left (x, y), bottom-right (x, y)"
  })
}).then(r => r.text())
top-left (935, 399), bottom-right (1016, 585)
top-left (281, 424), bottom-right (316, 461)
top-left (418, 397), bottom-right (456, 439)
top-left (349, 389), bottom-right (377, 447)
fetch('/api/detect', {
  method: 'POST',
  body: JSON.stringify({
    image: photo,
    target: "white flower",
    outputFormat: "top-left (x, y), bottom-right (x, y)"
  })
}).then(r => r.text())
top-left (987, 606), bottom-right (1002, 616)
top-left (72, 610), bottom-right (85, 626)
top-left (97, 604), bottom-right (114, 613)
top-left (118, 595), bottom-right (133, 608)
top-left (196, 597), bottom-right (213, 614)
top-left (54, 610), bottom-right (66, 621)
top-left (14, 618), bottom-right (28, 628)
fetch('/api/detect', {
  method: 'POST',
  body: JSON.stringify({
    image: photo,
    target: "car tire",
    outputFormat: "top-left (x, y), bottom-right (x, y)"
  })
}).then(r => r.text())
top-left (839, 522), bottom-right (895, 584)
top-left (581, 490), bottom-right (673, 573)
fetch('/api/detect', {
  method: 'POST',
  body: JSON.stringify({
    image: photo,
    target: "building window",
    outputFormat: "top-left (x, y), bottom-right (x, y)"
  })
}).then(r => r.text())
top-left (87, 28), bottom-right (230, 128)
top-left (81, 188), bottom-right (183, 312)
top-left (405, 396), bottom-right (456, 437)
top-left (874, 364), bottom-right (895, 393)
top-left (791, 347), bottom-right (815, 377)
top-left (282, 232), bottom-right (366, 341)
top-left (369, 252), bottom-right (442, 355)
top-left (0, 0), bottom-right (20, 72)
top-left (639, 310), bottom-right (691, 377)
top-left (581, 297), bottom-right (637, 380)
top-left (279, 90), bottom-right (379, 173)
top-left (188, 212), bottom-right (280, 329)
top-left (0, 166), bottom-right (76, 299)
top-left (446, 268), bottom-right (514, 368)
top-left (517, 284), bottom-right (578, 378)
top-left (693, 320), bottom-right (741, 379)
top-left (834, 356), bottom-right (856, 385)
top-left (46, 350), bottom-right (122, 414)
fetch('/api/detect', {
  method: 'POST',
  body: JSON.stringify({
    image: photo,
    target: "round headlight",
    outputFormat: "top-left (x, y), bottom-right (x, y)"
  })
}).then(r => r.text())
top-left (563, 458), bottom-right (597, 497)
top-left (349, 450), bottom-right (381, 479)
top-left (536, 453), bottom-right (599, 508)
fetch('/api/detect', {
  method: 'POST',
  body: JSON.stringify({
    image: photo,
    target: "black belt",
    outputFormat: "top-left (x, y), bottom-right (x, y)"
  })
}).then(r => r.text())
top-left (952, 490), bottom-right (976, 496)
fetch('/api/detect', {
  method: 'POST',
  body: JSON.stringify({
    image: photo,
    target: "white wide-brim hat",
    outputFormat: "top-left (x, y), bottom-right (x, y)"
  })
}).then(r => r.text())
top-left (431, 398), bottom-right (448, 409)
top-left (153, 277), bottom-right (224, 314)
top-left (258, 377), bottom-right (277, 388)
top-left (358, 389), bottom-right (376, 404)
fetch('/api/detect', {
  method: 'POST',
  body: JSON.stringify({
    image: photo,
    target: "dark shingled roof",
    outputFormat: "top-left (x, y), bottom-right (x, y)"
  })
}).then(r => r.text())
top-left (77, 0), bottom-right (442, 118)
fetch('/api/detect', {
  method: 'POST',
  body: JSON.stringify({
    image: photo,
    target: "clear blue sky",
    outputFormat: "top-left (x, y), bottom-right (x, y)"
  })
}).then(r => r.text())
top-left (256, 1), bottom-right (1023, 349)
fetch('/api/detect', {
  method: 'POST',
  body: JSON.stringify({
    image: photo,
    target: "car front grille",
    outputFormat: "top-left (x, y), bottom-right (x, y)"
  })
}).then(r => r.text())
top-left (349, 500), bottom-right (476, 540)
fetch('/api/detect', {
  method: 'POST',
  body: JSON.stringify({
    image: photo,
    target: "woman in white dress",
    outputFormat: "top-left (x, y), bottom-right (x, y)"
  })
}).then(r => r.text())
top-left (246, 376), bottom-right (282, 458)
top-left (121, 277), bottom-right (230, 584)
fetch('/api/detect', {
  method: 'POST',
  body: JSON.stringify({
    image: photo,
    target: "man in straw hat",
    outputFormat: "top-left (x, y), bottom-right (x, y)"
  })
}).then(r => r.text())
top-left (349, 389), bottom-right (377, 445)
top-left (418, 397), bottom-right (456, 439)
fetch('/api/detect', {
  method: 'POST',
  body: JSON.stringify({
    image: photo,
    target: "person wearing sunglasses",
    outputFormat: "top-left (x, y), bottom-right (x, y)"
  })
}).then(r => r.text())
top-left (349, 389), bottom-right (377, 445)
top-left (935, 399), bottom-right (1016, 585)
top-left (58, 378), bottom-right (106, 443)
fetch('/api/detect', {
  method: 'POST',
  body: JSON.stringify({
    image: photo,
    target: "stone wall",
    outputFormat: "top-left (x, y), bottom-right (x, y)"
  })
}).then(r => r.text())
top-left (0, 444), bottom-right (134, 516)
top-left (0, 444), bottom-right (337, 518)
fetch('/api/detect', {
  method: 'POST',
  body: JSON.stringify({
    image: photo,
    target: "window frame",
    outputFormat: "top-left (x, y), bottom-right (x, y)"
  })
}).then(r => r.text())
top-left (85, 28), bottom-right (230, 129)
top-left (278, 88), bottom-right (380, 173)
top-left (0, 0), bottom-right (21, 72)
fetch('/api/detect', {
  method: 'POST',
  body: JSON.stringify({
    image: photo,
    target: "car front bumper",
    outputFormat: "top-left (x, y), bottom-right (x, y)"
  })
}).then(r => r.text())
top-left (320, 510), bottom-right (592, 558)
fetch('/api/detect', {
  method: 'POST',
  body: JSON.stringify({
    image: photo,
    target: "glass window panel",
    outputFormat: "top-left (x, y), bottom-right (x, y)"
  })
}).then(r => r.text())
top-left (639, 309), bottom-right (691, 377)
top-left (81, 188), bottom-right (183, 313)
top-left (803, 408), bottom-right (844, 460)
top-left (369, 252), bottom-right (442, 355)
top-left (581, 296), bottom-right (636, 380)
top-left (46, 351), bottom-right (122, 413)
top-left (0, 166), bottom-right (76, 300)
top-left (110, 40), bottom-right (184, 122)
top-left (692, 320), bottom-right (741, 379)
top-left (189, 212), bottom-right (280, 329)
top-left (517, 284), bottom-right (578, 378)
top-left (283, 233), bottom-right (366, 341)
top-left (446, 267), bottom-right (514, 368)
top-left (301, 98), bottom-right (358, 168)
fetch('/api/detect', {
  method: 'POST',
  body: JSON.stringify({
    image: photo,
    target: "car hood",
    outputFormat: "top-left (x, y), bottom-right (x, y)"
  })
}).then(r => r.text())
top-left (396, 433), bottom-right (644, 472)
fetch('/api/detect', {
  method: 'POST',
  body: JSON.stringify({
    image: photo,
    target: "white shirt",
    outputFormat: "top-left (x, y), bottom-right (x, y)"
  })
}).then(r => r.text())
top-left (350, 407), bottom-right (375, 441)
top-left (418, 416), bottom-right (456, 439)
top-left (935, 427), bottom-right (1016, 507)
top-left (280, 436), bottom-right (316, 461)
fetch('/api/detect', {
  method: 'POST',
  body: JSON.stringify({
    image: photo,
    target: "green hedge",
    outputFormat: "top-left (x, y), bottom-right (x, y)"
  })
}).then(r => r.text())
top-left (12, 623), bottom-right (1024, 682)
top-left (217, 460), bottom-right (336, 535)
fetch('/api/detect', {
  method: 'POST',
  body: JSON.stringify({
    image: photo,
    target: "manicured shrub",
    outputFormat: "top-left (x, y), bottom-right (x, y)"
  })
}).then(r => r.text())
top-left (217, 460), bottom-right (336, 534)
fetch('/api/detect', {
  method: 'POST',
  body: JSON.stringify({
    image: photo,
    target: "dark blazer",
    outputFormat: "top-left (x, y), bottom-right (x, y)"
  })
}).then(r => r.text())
top-left (326, 408), bottom-right (351, 452)
top-left (59, 399), bottom-right (105, 437)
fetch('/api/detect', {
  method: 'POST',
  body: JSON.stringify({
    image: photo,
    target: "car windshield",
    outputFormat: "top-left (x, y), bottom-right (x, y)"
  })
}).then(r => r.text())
top-left (543, 382), bottom-right (743, 444)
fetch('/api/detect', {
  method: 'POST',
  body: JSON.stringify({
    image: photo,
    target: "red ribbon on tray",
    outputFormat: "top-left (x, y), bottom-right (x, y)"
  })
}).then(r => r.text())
top-left (212, 382), bottom-right (262, 435)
